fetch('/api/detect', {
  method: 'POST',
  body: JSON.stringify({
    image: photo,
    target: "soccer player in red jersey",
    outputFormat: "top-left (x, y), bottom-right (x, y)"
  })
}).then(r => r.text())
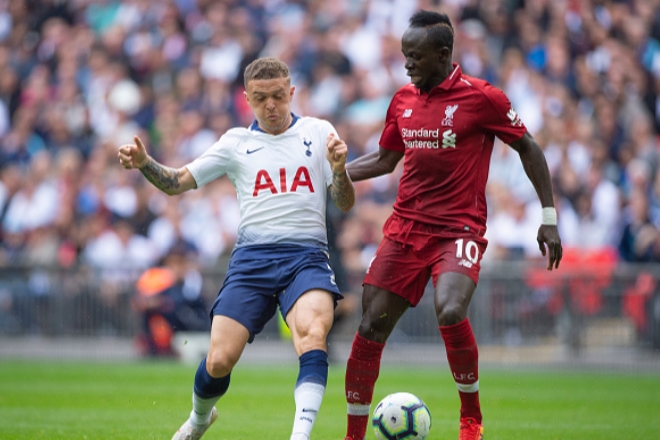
top-left (343, 10), bottom-right (562, 440)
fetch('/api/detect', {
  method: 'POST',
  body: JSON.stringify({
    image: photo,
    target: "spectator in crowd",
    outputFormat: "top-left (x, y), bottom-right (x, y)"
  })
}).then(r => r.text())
top-left (131, 241), bottom-right (209, 357)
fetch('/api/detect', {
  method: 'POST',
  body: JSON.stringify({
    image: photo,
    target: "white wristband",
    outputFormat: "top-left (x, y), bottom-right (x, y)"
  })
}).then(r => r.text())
top-left (542, 207), bottom-right (557, 226)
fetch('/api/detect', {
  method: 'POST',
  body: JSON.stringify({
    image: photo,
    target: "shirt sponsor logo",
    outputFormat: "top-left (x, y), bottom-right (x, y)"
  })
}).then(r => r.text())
top-left (402, 127), bottom-right (440, 149)
top-left (441, 104), bottom-right (458, 126)
top-left (403, 109), bottom-right (412, 118)
top-left (442, 130), bottom-right (456, 149)
top-left (401, 127), bottom-right (456, 149)
top-left (253, 166), bottom-right (314, 196)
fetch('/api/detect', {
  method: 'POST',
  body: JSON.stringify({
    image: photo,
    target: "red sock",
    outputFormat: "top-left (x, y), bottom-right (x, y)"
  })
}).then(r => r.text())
top-left (439, 318), bottom-right (482, 423)
top-left (345, 333), bottom-right (385, 440)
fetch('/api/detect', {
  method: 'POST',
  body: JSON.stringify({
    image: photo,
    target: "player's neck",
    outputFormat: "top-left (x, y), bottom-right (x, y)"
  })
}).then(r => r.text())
top-left (421, 64), bottom-right (454, 94)
top-left (260, 113), bottom-right (293, 135)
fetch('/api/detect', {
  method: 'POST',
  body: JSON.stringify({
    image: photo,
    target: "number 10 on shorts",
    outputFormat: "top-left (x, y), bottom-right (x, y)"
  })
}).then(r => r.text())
top-left (455, 238), bottom-right (479, 266)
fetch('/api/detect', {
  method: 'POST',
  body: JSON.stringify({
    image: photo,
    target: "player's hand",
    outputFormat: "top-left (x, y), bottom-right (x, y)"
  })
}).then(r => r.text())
top-left (118, 136), bottom-right (149, 169)
top-left (326, 133), bottom-right (348, 173)
top-left (537, 224), bottom-right (562, 270)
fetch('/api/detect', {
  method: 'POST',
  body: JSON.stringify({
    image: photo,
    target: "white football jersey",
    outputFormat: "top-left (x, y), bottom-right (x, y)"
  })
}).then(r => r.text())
top-left (186, 115), bottom-right (335, 248)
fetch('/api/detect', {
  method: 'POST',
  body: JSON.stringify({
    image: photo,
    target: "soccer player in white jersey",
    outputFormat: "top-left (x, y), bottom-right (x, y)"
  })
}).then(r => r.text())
top-left (118, 57), bottom-right (355, 440)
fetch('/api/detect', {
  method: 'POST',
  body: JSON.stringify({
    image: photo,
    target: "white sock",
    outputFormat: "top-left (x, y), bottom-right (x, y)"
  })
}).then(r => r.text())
top-left (290, 381), bottom-right (325, 439)
top-left (190, 392), bottom-right (220, 425)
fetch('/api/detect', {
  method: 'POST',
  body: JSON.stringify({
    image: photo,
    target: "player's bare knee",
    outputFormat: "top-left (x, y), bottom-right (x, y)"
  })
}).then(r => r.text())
top-left (291, 312), bottom-right (330, 349)
top-left (308, 325), bottom-right (328, 343)
top-left (358, 322), bottom-right (389, 343)
top-left (205, 352), bottom-right (236, 378)
top-left (436, 305), bottom-right (466, 326)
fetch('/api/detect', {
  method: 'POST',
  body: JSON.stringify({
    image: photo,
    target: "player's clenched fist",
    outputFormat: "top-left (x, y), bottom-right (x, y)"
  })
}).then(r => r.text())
top-left (118, 136), bottom-right (149, 169)
top-left (325, 133), bottom-right (348, 173)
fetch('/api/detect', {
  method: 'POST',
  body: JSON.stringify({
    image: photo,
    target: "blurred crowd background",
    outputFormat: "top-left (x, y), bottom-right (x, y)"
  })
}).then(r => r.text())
top-left (2, 0), bottom-right (660, 300)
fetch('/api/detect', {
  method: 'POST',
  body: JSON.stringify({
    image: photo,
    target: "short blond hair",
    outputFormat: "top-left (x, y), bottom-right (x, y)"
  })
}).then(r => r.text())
top-left (243, 57), bottom-right (290, 88)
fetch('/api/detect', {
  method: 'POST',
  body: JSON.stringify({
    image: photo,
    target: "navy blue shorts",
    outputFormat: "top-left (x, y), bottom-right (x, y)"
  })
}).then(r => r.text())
top-left (210, 244), bottom-right (343, 342)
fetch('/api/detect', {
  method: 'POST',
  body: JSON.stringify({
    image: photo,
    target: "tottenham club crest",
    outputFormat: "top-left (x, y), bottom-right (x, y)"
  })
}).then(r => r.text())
top-left (303, 138), bottom-right (312, 156)
top-left (442, 104), bottom-right (458, 126)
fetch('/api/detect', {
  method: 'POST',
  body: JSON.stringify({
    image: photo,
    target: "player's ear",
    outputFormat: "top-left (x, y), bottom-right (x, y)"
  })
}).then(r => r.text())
top-left (289, 85), bottom-right (295, 100)
top-left (439, 46), bottom-right (451, 63)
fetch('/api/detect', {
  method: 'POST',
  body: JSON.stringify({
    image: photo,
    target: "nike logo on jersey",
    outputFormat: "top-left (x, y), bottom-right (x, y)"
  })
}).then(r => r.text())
top-left (403, 109), bottom-right (412, 118)
top-left (246, 147), bottom-right (265, 154)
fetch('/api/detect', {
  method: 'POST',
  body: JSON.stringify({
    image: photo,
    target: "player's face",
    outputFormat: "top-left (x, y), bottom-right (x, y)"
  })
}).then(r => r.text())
top-left (401, 27), bottom-right (449, 93)
top-left (244, 77), bottom-right (295, 135)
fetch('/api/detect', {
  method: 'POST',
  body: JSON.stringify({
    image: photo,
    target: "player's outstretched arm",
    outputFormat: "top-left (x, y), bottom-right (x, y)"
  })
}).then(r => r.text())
top-left (345, 147), bottom-right (403, 182)
top-left (509, 132), bottom-right (562, 270)
top-left (118, 136), bottom-right (197, 196)
top-left (326, 133), bottom-right (355, 213)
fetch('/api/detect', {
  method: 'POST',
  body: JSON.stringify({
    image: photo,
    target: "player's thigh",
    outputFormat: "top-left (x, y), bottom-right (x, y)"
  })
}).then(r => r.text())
top-left (207, 315), bottom-right (250, 375)
top-left (433, 272), bottom-right (477, 325)
top-left (358, 284), bottom-right (411, 343)
top-left (429, 235), bottom-right (484, 323)
top-left (286, 288), bottom-right (335, 355)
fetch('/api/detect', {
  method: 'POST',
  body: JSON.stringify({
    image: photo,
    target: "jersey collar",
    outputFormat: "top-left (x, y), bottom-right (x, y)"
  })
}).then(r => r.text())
top-left (412, 63), bottom-right (462, 96)
top-left (250, 113), bottom-right (300, 133)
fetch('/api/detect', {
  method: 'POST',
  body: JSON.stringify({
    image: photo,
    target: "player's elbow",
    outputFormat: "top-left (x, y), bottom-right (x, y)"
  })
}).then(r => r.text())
top-left (338, 198), bottom-right (355, 213)
top-left (377, 157), bottom-right (399, 175)
top-left (333, 191), bottom-right (355, 213)
top-left (385, 162), bottom-right (398, 174)
top-left (163, 188), bottom-right (183, 196)
top-left (164, 172), bottom-right (197, 195)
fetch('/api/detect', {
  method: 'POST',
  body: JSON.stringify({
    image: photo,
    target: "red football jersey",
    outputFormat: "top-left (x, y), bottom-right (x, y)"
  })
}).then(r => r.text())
top-left (380, 64), bottom-right (527, 239)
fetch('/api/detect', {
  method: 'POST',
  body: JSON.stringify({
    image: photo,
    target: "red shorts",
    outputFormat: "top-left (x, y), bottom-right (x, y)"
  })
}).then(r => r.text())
top-left (363, 234), bottom-right (488, 307)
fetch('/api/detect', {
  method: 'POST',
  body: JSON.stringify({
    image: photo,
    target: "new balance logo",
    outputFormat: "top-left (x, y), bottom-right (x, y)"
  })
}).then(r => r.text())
top-left (442, 130), bottom-right (456, 149)
top-left (403, 109), bottom-right (412, 118)
top-left (458, 259), bottom-right (473, 268)
top-left (246, 147), bottom-right (265, 154)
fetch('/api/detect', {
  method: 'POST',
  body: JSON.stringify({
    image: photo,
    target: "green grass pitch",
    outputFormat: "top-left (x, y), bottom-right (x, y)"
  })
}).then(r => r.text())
top-left (0, 360), bottom-right (658, 439)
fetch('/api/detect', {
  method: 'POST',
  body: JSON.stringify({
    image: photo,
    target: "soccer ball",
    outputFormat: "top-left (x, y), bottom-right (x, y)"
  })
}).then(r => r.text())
top-left (372, 392), bottom-right (431, 440)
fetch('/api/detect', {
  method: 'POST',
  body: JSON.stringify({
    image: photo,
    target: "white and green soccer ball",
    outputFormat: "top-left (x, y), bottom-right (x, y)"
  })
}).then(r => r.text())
top-left (372, 392), bottom-right (431, 440)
